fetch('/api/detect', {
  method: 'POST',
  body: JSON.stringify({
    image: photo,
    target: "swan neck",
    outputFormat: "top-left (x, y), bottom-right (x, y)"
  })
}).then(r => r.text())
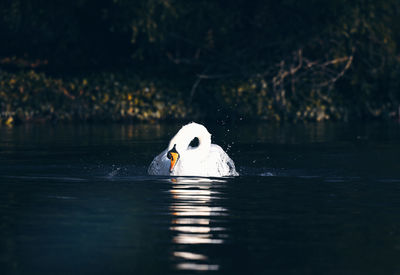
top-left (169, 123), bottom-right (211, 160)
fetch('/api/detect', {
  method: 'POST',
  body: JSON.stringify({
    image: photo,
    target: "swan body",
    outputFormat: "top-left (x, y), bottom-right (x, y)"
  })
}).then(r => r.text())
top-left (148, 122), bottom-right (238, 177)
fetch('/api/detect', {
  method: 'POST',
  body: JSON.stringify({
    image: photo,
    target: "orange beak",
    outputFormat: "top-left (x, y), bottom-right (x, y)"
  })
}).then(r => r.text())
top-left (169, 152), bottom-right (179, 173)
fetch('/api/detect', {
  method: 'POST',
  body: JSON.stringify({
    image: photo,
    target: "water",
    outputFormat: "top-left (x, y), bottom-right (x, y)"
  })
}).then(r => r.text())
top-left (0, 122), bottom-right (400, 274)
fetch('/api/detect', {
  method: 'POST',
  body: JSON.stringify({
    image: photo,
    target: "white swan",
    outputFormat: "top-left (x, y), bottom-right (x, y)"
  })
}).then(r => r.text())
top-left (148, 122), bottom-right (238, 177)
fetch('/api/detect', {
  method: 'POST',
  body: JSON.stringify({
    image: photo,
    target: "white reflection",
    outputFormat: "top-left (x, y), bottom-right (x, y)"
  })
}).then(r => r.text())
top-left (173, 234), bottom-right (224, 244)
top-left (170, 226), bottom-right (226, 233)
top-left (168, 177), bottom-right (228, 271)
top-left (172, 218), bottom-right (210, 225)
top-left (176, 263), bottom-right (219, 271)
top-left (173, 251), bottom-right (207, 260)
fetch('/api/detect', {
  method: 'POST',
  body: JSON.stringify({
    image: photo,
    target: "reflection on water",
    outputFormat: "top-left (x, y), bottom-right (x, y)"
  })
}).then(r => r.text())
top-left (168, 177), bottom-right (228, 271)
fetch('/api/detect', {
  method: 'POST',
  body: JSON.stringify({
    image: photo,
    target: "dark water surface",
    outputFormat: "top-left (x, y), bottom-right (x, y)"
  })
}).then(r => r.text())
top-left (1, 122), bottom-right (400, 274)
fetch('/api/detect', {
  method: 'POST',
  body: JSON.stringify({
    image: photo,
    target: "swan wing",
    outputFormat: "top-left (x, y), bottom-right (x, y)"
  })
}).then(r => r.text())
top-left (208, 145), bottom-right (239, 177)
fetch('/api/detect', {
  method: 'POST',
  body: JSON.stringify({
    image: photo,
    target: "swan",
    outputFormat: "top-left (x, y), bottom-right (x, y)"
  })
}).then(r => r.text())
top-left (148, 122), bottom-right (238, 177)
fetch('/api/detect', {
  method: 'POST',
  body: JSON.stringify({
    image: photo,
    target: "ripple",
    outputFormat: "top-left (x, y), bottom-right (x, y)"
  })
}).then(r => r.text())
top-left (175, 263), bottom-right (219, 271)
top-left (1, 175), bottom-right (86, 182)
top-left (173, 251), bottom-right (207, 260)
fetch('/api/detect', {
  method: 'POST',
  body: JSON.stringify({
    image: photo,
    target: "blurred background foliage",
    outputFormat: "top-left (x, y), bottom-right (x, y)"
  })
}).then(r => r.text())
top-left (0, 0), bottom-right (399, 124)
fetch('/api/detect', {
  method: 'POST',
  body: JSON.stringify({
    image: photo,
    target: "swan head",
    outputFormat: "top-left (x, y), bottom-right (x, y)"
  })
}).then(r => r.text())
top-left (167, 144), bottom-right (180, 172)
top-left (166, 122), bottom-right (212, 174)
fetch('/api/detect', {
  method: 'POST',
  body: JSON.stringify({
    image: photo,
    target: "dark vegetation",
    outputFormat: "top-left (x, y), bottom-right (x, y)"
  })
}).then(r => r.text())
top-left (1, 0), bottom-right (400, 124)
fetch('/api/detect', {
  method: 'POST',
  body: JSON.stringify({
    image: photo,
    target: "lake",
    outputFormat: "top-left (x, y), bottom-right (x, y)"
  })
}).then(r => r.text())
top-left (1, 122), bottom-right (400, 274)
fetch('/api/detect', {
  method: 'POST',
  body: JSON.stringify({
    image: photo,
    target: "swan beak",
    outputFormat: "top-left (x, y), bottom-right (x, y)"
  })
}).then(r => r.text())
top-left (169, 152), bottom-right (179, 172)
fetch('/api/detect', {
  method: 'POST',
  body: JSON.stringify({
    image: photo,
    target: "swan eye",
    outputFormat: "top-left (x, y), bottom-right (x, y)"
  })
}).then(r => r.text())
top-left (189, 137), bottom-right (199, 148)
